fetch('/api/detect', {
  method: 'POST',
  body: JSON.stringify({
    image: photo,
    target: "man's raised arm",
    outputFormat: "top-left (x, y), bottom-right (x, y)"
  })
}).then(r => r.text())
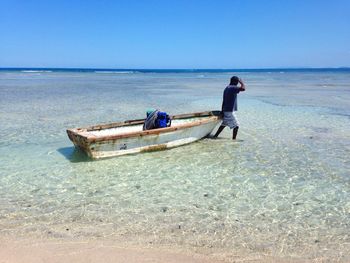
top-left (238, 78), bottom-right (246, 91)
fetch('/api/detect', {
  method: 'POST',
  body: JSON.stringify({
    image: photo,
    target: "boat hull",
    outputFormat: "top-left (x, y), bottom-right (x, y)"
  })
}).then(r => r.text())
top-left (67, 111), bottom-right (222, 159)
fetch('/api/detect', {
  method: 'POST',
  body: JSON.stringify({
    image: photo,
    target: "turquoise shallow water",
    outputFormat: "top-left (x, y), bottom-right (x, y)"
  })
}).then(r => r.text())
top-left (0, 71), bottom-right (350, 261)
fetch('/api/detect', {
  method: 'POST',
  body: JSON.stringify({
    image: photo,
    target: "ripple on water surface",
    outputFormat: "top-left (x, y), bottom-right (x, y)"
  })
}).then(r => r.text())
top-left (0, 71), bottom-right (350, 261)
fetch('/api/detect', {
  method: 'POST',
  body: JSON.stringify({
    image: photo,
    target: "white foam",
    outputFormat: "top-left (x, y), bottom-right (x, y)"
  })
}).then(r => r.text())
top-left (21, 70), bottom-right (52, 73)
top-left (94, 71), bottom-right (136, 74)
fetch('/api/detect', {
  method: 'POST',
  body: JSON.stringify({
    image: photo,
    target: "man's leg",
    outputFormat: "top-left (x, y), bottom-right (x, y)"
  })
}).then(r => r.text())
top-left (232, 126), bottom-right (239, 140)
top-left (231, 112), bottom-right (239, 140)
top-left (213, 125), bottom-right (225, 138)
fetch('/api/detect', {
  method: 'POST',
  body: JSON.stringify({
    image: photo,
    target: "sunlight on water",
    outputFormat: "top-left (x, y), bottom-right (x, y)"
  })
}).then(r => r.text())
top-left (0, 71), bottom-right (350, 261)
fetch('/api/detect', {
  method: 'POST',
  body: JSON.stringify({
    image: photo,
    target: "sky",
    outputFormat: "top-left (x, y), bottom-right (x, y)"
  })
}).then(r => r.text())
top-left (0, 0), bottom-right (349, 69)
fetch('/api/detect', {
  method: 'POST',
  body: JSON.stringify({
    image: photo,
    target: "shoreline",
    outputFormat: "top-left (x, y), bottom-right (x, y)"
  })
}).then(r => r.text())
top-left (0, 237), bottom-right (312, 263)
top-left (0, 237), bottom-right (225, 263)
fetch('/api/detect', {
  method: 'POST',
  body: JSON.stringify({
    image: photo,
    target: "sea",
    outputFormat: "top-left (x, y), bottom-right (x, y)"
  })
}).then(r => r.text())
top-left (0, 68), bottom-right (349, 261)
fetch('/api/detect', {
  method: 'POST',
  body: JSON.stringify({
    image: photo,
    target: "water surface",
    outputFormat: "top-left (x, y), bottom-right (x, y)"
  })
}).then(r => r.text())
top-left (0, 70), bottom-right (349, 261)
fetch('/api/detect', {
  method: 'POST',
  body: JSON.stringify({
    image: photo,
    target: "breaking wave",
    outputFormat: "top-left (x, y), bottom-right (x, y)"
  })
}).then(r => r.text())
top-left (21, 70), bottom-right (52, 73)
top-left (94, 71), bottom-right (136, 74)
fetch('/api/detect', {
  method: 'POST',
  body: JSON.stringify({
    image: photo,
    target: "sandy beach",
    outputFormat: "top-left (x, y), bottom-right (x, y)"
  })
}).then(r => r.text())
top-left (0, 238), bottom-right (314, 263)
top-left (0, 238), bottom-right (222, 263)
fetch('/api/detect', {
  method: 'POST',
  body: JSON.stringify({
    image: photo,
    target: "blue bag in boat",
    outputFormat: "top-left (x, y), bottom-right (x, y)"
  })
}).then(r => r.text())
top-left (143, 110), bottom-right (171, 130)
top-left (156, 111), bottom-right (171, 128)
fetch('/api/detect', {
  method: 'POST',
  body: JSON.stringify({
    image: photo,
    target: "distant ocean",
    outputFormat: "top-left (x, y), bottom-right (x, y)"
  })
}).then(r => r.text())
top-left (0, 68), bottom-right (349, 261)
top-left (1, 67), bottom-right (350, 73)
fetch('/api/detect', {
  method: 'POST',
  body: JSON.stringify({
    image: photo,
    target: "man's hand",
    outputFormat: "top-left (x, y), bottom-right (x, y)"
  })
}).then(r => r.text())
top-left (238, 78), bottom-right (246, 91)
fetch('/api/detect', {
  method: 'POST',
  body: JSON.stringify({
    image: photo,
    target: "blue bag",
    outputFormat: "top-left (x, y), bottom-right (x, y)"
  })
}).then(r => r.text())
top-left (156, 111), bottom-right (171, 128)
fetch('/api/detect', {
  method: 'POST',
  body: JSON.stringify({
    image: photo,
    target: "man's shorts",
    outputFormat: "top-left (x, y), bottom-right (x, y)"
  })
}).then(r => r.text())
top-left (222, 111), bottom-right (239, 129)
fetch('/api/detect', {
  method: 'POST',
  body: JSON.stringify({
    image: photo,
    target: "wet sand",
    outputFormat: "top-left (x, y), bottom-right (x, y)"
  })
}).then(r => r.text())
top-left (0, 238), bottom-right (312, 263)
top-left (0, 238), bottom-right (225, 263)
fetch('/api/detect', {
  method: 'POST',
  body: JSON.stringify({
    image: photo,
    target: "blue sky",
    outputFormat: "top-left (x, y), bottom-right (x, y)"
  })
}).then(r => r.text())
top-left (1, 0), bottom-right (349, 68)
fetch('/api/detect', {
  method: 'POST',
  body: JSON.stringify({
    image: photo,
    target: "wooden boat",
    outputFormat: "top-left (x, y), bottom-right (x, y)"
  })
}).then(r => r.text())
top-left (67, 111), bottom-right (222, 159)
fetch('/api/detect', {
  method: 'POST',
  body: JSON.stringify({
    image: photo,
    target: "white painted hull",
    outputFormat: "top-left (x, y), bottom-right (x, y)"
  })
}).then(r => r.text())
top-left (67, 111), bottom-right (222, 159)
top-left (90, 119), bottom-right (220, 159)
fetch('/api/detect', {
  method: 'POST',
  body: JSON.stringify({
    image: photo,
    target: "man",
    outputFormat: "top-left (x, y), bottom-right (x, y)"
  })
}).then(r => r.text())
top-left (213, 76), bottom-right (246, 139)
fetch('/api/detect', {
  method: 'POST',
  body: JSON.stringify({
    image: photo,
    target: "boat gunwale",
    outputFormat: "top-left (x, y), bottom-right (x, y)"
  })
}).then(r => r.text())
top-left (67, 111), bottom-right (221, 143)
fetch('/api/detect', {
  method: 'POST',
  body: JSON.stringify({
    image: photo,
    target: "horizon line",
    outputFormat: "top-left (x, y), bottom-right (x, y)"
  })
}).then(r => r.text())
top-left (1, 66), bottom-right (350, 70)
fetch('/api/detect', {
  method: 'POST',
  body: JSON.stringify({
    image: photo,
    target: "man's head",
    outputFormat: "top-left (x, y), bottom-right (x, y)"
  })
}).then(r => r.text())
top-left (230, 76), bottom-right (239, 85)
